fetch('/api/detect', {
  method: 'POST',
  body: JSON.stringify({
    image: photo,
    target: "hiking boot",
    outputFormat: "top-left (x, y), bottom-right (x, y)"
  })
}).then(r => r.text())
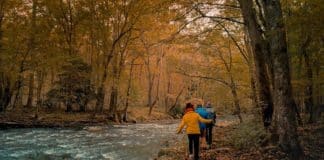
top-left (189, 154), bottom-right (194, 160)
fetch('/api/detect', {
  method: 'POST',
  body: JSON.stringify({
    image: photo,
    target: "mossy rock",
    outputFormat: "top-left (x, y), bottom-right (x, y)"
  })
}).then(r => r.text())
top-left (157, 148), bottom-right (176, 157)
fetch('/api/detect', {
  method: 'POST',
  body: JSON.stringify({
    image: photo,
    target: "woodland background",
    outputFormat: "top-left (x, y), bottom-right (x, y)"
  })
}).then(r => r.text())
top-left (0, 0), bottom-right (323, 159)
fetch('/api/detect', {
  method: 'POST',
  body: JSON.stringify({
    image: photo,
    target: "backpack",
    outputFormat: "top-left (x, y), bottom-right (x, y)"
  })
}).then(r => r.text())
top-left (205, 107), bottom-right (216, 120)
top-left (195, 107), bottom-right (208, 129)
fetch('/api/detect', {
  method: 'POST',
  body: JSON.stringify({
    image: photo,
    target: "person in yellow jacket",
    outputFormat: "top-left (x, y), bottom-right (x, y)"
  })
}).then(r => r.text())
top-left (177, 103), bottom-right (212, 160)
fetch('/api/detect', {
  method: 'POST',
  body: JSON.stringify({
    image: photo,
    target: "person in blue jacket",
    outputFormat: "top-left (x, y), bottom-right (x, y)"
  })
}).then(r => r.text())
top-left (195, 103), bottom-right (208, 147)
top-left (205, 101), bottom-right (216, 149)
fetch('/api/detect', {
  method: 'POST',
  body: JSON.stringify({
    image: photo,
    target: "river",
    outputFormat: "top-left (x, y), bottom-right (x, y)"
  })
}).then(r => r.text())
top-left (0, 115), bottom-right (237, 160)
top-left (0, 123), bottom-right (181, 160)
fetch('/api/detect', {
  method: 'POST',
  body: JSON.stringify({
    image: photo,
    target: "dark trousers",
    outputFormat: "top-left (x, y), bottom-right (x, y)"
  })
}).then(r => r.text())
top-left (188, 134), bottom-right (200, 160)
top-left (206, 124), bottom-right (213, 145)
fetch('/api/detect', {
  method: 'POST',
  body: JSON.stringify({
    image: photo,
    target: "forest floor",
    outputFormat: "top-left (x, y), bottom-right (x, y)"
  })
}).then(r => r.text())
top-left (157, 115), bottom-right (324, 160)
top-left (0, 106), bottom-right (174, 129)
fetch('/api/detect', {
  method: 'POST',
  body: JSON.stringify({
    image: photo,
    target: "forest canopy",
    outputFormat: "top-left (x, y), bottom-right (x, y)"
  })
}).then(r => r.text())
top-left (0, 0), bottom-right (323, 159)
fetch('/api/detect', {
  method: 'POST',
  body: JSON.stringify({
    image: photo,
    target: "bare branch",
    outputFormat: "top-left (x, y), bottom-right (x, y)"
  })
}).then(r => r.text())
top-left (193, 6), bottom-right (244, 24)
top-left (175, 69), bottom-right (230, 86)
top-left (213, 20), bottom-right (249, 64)
top-left (195, 2), bottom-right (240, 9)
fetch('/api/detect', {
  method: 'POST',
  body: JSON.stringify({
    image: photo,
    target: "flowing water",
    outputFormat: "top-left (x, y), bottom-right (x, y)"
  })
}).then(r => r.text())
top-left (0, 116), bottom-right (236, 160)
top-left (0, 123), bottom-right (181, 160)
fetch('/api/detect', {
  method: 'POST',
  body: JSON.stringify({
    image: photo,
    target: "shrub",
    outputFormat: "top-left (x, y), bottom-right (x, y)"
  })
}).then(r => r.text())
top-left (44, 57), bottom-right (96, 112)
top-left (169, 104), bottom-right (183, 118)
top-left (227, 119), bottom-right (270, 149)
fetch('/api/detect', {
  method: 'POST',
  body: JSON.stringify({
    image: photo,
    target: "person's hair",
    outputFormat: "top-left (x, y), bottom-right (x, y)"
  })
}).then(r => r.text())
top-left (186, 103), bottom-right (194, 109)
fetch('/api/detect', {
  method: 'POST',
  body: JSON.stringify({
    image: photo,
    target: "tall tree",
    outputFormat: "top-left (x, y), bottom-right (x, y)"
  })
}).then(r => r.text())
top-left (0, 0), bottom-right (11, 112)
top-left (95, 0), bottom-right (142, 113)
top-left (239, 0), bottom-right (303, 158)
top-left (238, 0), bottom-right (273, 127)
top-left (26, 0), bottom-right (38, 108)
top-left (284, 0), bottom-right (324, 123)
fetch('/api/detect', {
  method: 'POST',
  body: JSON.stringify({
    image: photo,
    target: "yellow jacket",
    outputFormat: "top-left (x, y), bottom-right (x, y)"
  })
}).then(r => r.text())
top-left (177, 111), bottom-right (212, 134)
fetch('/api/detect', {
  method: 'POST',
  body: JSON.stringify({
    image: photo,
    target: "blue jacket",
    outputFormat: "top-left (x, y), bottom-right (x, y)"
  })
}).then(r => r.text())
top-left (195, 106), bottom-right (208, 130)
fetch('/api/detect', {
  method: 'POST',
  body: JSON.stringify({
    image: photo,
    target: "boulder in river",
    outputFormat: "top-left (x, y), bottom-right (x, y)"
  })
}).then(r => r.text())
top-left (85, 126), bottom-right (104, 132)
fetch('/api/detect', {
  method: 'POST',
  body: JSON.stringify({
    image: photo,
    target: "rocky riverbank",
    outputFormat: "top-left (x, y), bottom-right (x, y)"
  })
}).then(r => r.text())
top-left (0, 107), bottom-right (175, 129)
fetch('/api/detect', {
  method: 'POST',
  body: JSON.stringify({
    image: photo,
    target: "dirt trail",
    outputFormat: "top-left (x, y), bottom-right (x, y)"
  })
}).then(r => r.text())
top-left (158, 116), bottom-right (324, 160)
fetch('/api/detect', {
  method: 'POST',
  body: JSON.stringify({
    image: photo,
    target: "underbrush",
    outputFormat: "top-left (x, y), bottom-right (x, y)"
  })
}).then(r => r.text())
top-left (227, 118), bottom-right (270, 150)
top-left (168, 105), bottom-right (183, 118)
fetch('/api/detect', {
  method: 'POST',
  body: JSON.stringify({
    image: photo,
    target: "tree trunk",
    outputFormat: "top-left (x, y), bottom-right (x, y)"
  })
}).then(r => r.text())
top-left (13, 72), bottom-right (23, 109)
top-left (303, 40), bottom-right (315, 123)
top-left (95, 52), bottom-right (113, 113)
top-left (147, 60), bottom-right (155, 116)
top-left (239, 0), bottom-right (273, 128)
top-left (0, 2), bottom-right (10, 112)
top-left (250, 68), bottom-right (260, 112)
top-left (168, 86), bottom-right (185, 113)
top-left (26, 72), bottom-right (34, 108)
top-left (36, 71), bottom-right (44, 106)
top-left (165, 76), bottom-right (171, 113)
top-left (78, 97), bottom-right (87, 112)
top-left (148, 77), bottom-right (154, 116)
top-left (230, 79), bottom-right (243, 123)
top-left (26, 0), bottom-right (37, 108)
top-left (124, 59), bottom-right (135, 113)
top-left (262, 0), bottom-right (303, 158)
top-left (219, 42), bottom-right (243, 123)
top-left (109, 49), bottom-right (127, 116)
top-left (106, 60), bottom-right (117, 115)
top-left (0, 0), bottom-right (4, 50)
top-left (95, 86), bottom-right (105, 112)
top-left (244, 31), bottom-right (261, 115)
top-left (152, 52), bottom-right (164, 109)
top-left (108, 87), bottom-right (118, 122)
top-left (66, 102), bottom-right (72, 112)
top-left (0, 75), bottom-right (5, 112)
top-left (50, 68), bottom-right (55, 85)
top-left (35, 70), bottom-right (44, 117)
top-left (109, 87), bottom-right (118, 113)
top-left (152, 69), bottom-right (161, 108)
top-left (109, 57), bottom-right (118, 113)
top-left (0, 74), bottom-right (12, 112)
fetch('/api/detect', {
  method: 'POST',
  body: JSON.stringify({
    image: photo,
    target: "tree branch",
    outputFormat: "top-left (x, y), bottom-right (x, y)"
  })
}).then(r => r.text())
top-left (193, 6), bottom-right (244, 24)
top-left (175, 69), bottom-right (230, 86)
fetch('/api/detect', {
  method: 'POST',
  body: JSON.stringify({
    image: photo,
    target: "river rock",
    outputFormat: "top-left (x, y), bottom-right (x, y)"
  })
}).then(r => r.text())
top-left (85, 126), bottom-right (104, 132)
top-left (158, 148), bottom-right (172, 157)
top-left (215, 147), bottom-right (231, 152)
top-left (127, 116), bottom-right (137, 123)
